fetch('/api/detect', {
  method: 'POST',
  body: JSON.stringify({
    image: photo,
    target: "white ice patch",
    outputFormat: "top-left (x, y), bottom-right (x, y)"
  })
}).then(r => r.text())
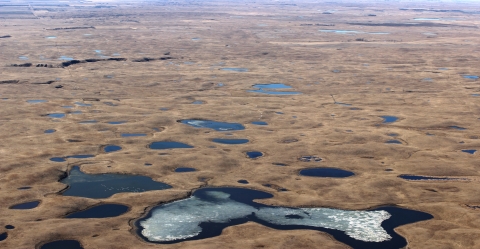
top-left (140, 190), bottom-right (392, 242)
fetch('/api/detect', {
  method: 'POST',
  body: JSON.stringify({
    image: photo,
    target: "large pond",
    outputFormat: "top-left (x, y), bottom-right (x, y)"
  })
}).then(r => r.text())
top-left (136, 187), bottom-right (432, 249)
top-left (59, 166), bottom-right (172, 198)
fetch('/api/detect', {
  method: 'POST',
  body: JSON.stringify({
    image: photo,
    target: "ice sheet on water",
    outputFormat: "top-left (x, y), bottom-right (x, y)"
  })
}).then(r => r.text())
top-left (140, 189), bottom-right (391, 242)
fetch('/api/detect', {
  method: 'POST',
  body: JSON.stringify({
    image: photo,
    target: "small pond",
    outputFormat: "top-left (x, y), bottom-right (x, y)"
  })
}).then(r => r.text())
top-left (299, 168), bottom-right (354, 178)
top-left (212, 138), bottom-right (249, 144)
top-left (175, 167), bottom-right (196, 173)
top-left (27, 100), bottom-right (47, 104)
top-left (246, 151), bottom-right (263, 159)
top-left (149, 141), bottom-right (194, 150)
top-left (252, 121), bottom-right (268, 125)
top-left (247, 83), bottom-right (301, 95)
top-left (381, 116), bottom-right (398, 124)
top-left (9, 201), bottom-right (40, 209)
top-left (399, 175), bottom-right (467, 181)
top-left (179, 119), bottom-right (245, 131)
top-left (220, 68), bottom-right (248, 72)
top-left (104, 145), bottom-right (122, 153)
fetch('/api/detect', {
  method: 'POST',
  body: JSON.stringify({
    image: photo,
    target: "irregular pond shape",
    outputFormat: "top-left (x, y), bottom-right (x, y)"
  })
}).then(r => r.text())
top-left (61, 106), bottom-right (73, 109)
top-left (272, 163), bottom-right (288, 166)
top-left (149, 141), bottom-right (194, 150)
top-left (44, 129), bottom-right (56, 134)
top-left (0, 233), bottom-right (7, 241)
top-left (45, 36), bottom-right (57, 39)
top-left (461, 149), bottom-right (476, 154)
top-left (179, 119), bottom-right (245, 131)
top-left (414, 18), bottom-right (440, 20)
top-left (320, 29), bottom-right (361, 34)
top-left (381, 116), bottom-right (398, 124)
top-left (299, 156), bottom-right (322, 162)
top-left (335, 102), bottom-right (351, 106)
top-left (175, 167), bottom-right (196, 173)
top-left (5, 225), bottom-right (14, 229)
top-left (60, 166), bottom-right (172, 199)
top-left (47, 113), bottom-right (66, 118)
top-left (104, 145), bottom-right (122, 153)
top-left (246, 151), bottom-right (263, 159)
top-left (252, 121), bottom-right (268, 125)
top-left (212, 138), bottom-right (249, 144)
top-left (248, 83), bottom-right (301, 95)
top-left (66, 204), bottom-right (129, 218)
top-left (108, 121), bottom-right (126, 124)
top-left (40, 240), bottom-right (83, 249)
top-left (19, 56), bottom-right (29, 60)
top-left (386, 140), bottom-right (402, 144)
top-left (74, 102), bottom-right (92, 107)
top-left (71, 111), bottom-right (82, 115)
top-left (136, 187), bottom-right (433, 248)
top-left (17, 186), bottom-right (32, 190)
top-left (27, 99), bottom-right (47, 104)
top-left (387, 133), bottom-right (398, 137)
top-left (59, 56), bottom-right (74, 61)
top-left (50, 155), bottom-right (95, 162)
top-left (10, 201), bottom-right (40, 209)
top-left (299, 168), bottom-right (354, 178)
top-left (103, 102), bottom-right (118, 106)
top-left (463, 75), bottom-right (479, 80)
top-left (192, 100), bottom-right (204, 104)
top-left (79, 120), bottom-right (97, 124)
top-left (449, 126), bottom-right (466, 130)
top-left (399, 175), bottom-right (467, 181)
top-left (121, 133), bottom-right (147, 137)
top-left (237, 180), bottom-right (249, 184)
top-left (220, 68), bottom-right (248, 72)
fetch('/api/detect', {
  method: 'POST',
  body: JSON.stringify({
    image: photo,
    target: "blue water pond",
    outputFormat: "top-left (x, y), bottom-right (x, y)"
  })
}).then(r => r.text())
top-left (10, 201), bottom-right (40, 209)
top-left (212, 138), bottom-right (249, 144)
top-left (149, 141), bottom-right (194, 150)
top-left (220, 68), bottom-right (248, 72)
top-left (105, 145), bottom-right (122, 153)
top-left (248, 83), bottom-right (301, 95)
top-left (299, 168), bottom-right (354, 178)
top-left (60, 166), bottom-right (172, 198)
top-left (246, 151), bottom-right (263, 159)
top-left (175, 167), bottom-right (196, 173)
top-left (180, 119), bottom-right (245, 131)
top-left (252, 121), bottom-right (268, 125)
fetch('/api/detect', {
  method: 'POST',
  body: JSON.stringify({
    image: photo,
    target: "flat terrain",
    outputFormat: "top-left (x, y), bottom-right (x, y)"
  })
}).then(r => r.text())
top-left (1, 0), bottom-right (480, 248)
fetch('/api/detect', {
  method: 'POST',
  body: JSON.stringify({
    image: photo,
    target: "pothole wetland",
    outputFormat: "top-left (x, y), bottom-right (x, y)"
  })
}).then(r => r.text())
top-left (2, 1), bottom-right (478, 248)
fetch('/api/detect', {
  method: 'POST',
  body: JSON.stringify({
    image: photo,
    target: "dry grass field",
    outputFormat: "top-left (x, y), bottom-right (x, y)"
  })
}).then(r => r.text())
top-left (1, 0), bottom-right (480, 248)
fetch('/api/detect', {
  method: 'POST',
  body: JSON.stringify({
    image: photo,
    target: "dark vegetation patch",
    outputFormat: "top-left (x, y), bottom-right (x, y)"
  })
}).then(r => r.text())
top-left (132, 56), bottom-right (173, 62)
top-left (0, 80), bottom-right (19, 84)
top-left (47, 26), bottom-right (95, 30)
